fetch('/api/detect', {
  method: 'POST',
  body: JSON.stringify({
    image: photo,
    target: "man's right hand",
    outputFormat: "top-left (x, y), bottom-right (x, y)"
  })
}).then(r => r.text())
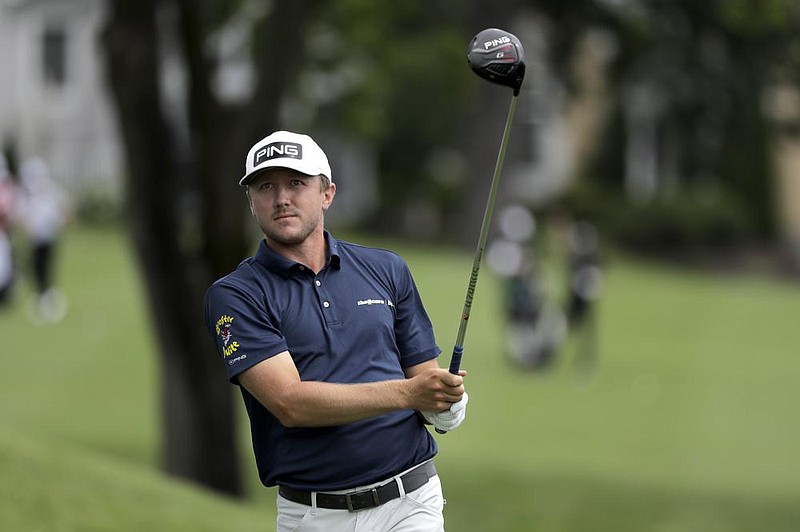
top-left (406, 367), bottom-right (466, 412)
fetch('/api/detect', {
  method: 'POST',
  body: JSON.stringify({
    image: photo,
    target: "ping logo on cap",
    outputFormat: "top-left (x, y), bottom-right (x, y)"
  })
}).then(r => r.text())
top-left (254, 142), bottom-right (303, 166)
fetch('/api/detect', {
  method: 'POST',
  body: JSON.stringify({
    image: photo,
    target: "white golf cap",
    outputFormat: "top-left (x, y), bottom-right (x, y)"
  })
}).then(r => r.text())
top-left (240, 130), bottom-right (332, 186)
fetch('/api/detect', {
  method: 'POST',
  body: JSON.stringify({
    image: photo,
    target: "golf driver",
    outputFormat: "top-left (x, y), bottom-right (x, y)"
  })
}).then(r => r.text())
top-left (438, 28), bottom-right (525, 434)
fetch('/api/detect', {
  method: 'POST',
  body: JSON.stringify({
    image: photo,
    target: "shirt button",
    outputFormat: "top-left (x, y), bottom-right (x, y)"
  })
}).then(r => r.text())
top-left (298, 266), bottom-right (305, 271)
top-left (315, 280), bottom-right (321, 286)
top-left (323, 301), bottom-right (330, 308)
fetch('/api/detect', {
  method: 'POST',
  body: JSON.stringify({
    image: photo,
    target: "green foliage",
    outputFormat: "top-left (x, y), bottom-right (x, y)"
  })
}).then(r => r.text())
top-left (717, 88), bottom-right (777, 236)
top-left (73, 188), bottom-right (124, 226)
top-left (307, 1), bottom-right (475, 141)
top-left (562, 180), bottom-right (757, 251)
top-left (307, 1), bottom-right (476, 222)
top-left (622, 194), bottom-right (754, 249)
top-left (721, 0), bottom-right (800, 36)
top-left (553, 0), bottom-right (794, 249)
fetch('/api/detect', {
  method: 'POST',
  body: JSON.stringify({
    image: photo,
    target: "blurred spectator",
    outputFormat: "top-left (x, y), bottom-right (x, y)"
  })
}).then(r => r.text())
top-left (0, 153), bottom-right (16, 306)
top-left (487, 204), bottom-right (566, 370)
top-left (564, 220), bottom-right (603, 375)
top-left (17, 157), bottom-right (71, 323)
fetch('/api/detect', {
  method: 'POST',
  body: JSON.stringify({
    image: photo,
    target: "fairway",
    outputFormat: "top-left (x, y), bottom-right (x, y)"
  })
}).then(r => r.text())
top-left (1, 224), bottom-right (799, 531)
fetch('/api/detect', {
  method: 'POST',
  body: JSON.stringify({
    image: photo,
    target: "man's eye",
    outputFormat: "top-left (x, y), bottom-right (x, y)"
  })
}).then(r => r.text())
top-left (290, 179), bottom-right (304, 186)
top-left (260, 182), bottom-right (275, 190)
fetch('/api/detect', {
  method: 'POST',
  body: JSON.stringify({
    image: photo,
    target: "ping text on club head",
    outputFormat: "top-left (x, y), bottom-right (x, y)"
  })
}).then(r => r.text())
top-left (483, 35), bottom-right (511, 49)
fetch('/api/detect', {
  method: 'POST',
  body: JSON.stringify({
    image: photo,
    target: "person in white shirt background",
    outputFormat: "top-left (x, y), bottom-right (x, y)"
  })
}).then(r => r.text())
top-left (17, 157), bottom-right (71, 323)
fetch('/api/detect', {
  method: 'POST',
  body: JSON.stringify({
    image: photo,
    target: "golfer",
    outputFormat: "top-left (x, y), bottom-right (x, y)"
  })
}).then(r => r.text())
top-left (204, 130), bottom-right (468, 531)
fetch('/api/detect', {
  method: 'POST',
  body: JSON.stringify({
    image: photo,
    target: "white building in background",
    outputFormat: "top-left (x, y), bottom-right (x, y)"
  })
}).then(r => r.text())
top-left (0, 0), bottom-right (379, 226)
top-left (0, 0), bottom-right (123, 198)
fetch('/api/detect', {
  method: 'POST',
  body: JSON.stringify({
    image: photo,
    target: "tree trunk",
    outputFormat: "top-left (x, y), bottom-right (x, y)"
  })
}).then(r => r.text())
top-left (101, 0), bottom-right (323, 496)
top-left (101, 0), bottom-right (242, 495)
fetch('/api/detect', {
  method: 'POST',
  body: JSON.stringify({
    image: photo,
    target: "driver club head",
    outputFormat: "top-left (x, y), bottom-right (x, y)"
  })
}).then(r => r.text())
top-left (467, 28), bottom-right (526, 95)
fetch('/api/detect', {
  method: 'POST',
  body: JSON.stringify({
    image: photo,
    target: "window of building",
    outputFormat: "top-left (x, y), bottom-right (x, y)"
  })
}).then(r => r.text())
top-left (43, 27), bottom-right (67, 86)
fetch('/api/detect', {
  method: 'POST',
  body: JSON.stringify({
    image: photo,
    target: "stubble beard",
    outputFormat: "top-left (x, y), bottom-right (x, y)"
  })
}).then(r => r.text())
top-left (262, 213), bottom-right (321, 246)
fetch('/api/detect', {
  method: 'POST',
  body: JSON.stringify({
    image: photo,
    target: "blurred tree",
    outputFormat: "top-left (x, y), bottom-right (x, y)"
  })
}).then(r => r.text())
top-left (537, 0), bottom-right (800, 250)
top-left (101, 0), bottom-right (321, 495)
top-left (290, 0), bottom-right (502, 239)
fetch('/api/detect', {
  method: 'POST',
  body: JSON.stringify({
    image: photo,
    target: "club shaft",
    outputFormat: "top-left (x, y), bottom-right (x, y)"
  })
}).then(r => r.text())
top-left (436, 94), bottom-right (518, 435)
top-left (447, 92), bottom-right (519, 375)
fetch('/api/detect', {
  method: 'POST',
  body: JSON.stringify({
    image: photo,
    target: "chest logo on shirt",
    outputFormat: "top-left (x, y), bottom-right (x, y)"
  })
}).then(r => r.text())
top-left (215, 314), bottom-right (240, 357)
top-left (357, 298), bottom-right (394, 308)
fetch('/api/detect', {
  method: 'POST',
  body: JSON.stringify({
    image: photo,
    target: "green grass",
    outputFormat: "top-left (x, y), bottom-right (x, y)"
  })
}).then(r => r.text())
top-left (0, 226), bottom-right (159, 466)
top-left (1, 225), bottom-right (799, 531)
top-left (0, 427), bottom-right (273, 532)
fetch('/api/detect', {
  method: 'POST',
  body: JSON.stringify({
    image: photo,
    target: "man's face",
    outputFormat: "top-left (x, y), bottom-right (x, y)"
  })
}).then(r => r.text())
top-left (247, 168), bottom-right (335, 246)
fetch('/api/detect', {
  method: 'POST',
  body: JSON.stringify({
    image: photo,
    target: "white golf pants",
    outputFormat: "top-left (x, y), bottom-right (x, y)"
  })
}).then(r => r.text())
top-left (276, 473), bottom-right (445, 531)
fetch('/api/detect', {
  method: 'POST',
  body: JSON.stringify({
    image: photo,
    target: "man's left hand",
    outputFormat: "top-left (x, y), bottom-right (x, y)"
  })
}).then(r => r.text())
top-left (421, 392), bottom-right (469, 432)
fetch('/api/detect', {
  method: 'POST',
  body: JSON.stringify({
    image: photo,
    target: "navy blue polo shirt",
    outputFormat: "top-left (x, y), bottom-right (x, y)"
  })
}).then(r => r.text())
top-left (204, 232), bottom-right (441, 490)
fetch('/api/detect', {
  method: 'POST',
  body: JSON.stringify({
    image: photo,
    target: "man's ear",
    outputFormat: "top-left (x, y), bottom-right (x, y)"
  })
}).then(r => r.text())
top-left (322, 182), bottom-right (336, 211)
top-left (246, 189), bottom-right (256, 217)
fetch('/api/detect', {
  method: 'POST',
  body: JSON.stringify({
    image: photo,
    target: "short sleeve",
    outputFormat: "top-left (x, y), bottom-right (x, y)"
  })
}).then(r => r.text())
top-left (204, 279), bottom-right (289, 383)
top-left (392, 259), bottom-right (441, 368)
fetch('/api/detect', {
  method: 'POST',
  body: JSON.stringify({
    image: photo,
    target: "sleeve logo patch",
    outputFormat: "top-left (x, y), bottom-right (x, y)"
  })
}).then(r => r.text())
top-left (215, 314), bottom-right (240, 357)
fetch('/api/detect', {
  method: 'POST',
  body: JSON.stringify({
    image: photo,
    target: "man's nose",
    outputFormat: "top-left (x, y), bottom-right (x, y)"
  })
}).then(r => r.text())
top-left (274, 185), bottom-right (291, 205)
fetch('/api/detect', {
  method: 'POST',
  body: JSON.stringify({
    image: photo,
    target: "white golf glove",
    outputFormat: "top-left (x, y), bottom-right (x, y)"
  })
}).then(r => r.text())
top-left (421, 392), bottom-right (469, 432)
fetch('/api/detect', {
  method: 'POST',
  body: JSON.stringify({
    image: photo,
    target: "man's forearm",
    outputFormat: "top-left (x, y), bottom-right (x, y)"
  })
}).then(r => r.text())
top-left (238, 354), bottom-right (464, 428)
top-left (264, 379), bottom-right (413, 428)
